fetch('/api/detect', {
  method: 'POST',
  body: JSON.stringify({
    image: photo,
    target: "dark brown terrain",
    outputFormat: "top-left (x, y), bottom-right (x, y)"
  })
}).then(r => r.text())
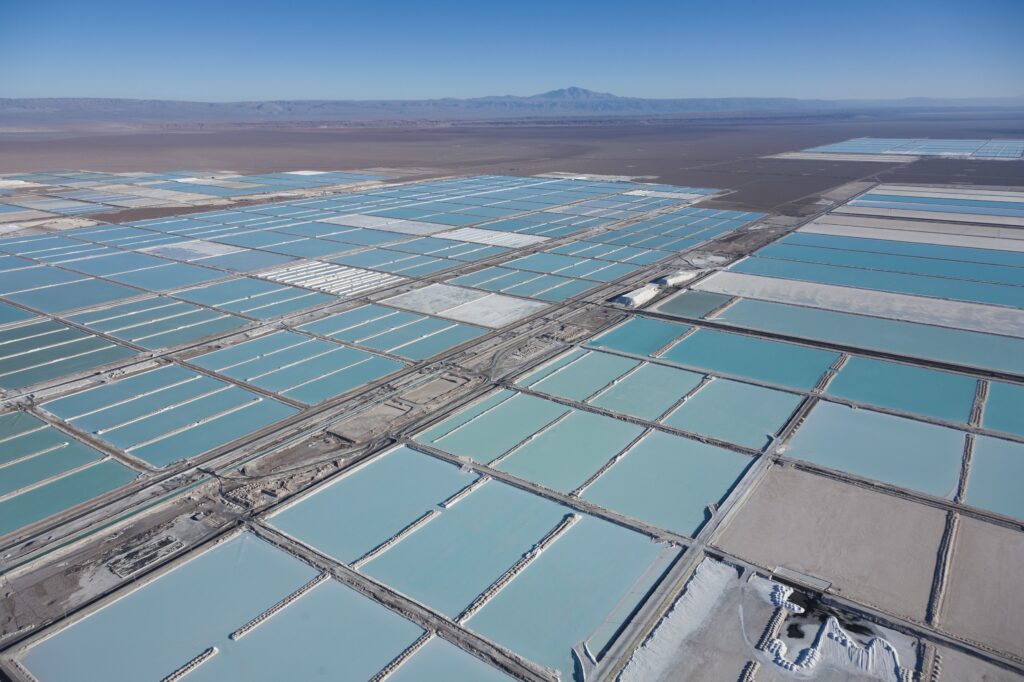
top-left (2, 110), bottom-right (1022, 215)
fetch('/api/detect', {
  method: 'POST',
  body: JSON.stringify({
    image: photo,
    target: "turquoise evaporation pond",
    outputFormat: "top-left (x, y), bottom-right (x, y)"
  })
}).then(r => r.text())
top-left (174, 277), bottom-right (334, 320)
top-left (467, 515), bottom-right (679, 679)
top-left (659, 328), bottom-right (838, 390)
top-left (0, 300), bottom-right (33, 325)
top-left (826, 356), bottom-right (977, 423)
top-left (363, 479), bottom-right (568, 617)
top-left (43, 364), bottom-right (298, 468)
top-left (21, 533), bottom-right (424, 682)
top-left (518, 348), bottom-right (707, 422)
top-left (586, 317), bottom-right (690, 357)
top-left (0, 320), bottom-right (137, 391)
top-left (388, 638), bottom-right (514, 682)
top-left (782, 232), bottom-right (1024, 269)
top-left (651, 290), bottom-right (733, 319)
top-left (269, 445), bottom-right (474, 564)
top-left (784, 401), bottom-right (965, 498)
top-left (518, 348), bottom-right (640, 401)
top-left (965, 436), bottom-right (1024, 520)
top-left (496, 408), bottom-right (644, 493)
top-left (735, 254), bottom-right (1024, 308)
top-left (756, 241), bottom-right (1024, 287)
top-left (299, 303), bottom-right (485, 361)
top-left (663, 379), bottom-right (802, 450)
top-left (712, 299), bottom-right (1024, 376)
top-left (582, 430), bottom-right (752, 536)
top-left (591, 362), bottom-right (705, 421)
top-left (192, 330), bottom-right (404, 405)
top-left (983, 381), bottom-right (1024, 437)
top-left (415, 390), bottom-right (569, 463)
top-left (0, 411), bottom-right (139, 537)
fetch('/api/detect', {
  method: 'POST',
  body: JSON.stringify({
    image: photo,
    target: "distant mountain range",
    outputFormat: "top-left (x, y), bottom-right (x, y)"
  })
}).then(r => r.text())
top-left (3, 87), bottom-right (1023, 126)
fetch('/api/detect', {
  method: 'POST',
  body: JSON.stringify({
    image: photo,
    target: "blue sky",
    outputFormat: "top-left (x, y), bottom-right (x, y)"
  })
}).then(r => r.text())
top-left (2, 0), bottom-right (1022, 101)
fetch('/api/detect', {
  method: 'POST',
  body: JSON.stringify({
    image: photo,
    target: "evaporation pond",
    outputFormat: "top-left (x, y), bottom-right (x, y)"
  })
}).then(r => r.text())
top-left (467, 516), bottom-right (679, 678)
top-left (659, 329), bottom-right (838, 389)
top-left (497, 408), bottom-right (643, 493)
top-left (363, 479), bottom-right (568, 616)
top-left (187, 578), bottom-right (423, 681)
top-left (22, 533), bottom-right (318, 682)
top-left (586, 317), bottom-right (690, 357)
top-left (590, 362), bottom-right (704, 420)
top-left (983, 381), bottom-right (1024, 437)
top-left (663, 379), bottom-right (802, 449)
top-left (268, 445), bottom-right (475, 563)
top-left (518, 348), bottom-right (639, 401)
top-left (582, 430), bottom-right (751, 536)
top-left (965, 436), bottom-right (1024, 521)
top-left (826, 356), bottom-right (976, 423)
top-left (388, 638), bottom-right (515, 682)
top-left (415, 390), bottom-right (569, 462)
top-left (785, 401), bottom-right (964, 498)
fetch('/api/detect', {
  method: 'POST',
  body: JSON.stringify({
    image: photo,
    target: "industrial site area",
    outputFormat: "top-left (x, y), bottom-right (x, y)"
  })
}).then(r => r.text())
top-left (0, 135), bottom-right (1023, 682)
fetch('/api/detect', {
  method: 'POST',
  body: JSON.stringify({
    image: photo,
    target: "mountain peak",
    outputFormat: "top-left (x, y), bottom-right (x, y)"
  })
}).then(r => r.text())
top-left (533, 87), bottom-right (618, 100)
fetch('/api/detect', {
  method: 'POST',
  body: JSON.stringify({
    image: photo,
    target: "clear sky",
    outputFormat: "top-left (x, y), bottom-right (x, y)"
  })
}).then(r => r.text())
top-left (2, 0), bottom-right (1022, 101)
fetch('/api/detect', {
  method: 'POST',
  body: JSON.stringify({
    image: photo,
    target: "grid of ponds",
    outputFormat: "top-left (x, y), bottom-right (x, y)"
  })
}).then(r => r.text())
top-left (413, 387), bottom-right (752, 538)
top-left (41, 364), bottom-right (299, 468)
top-left (268, 445), bottom-right (680, 678)
top-left (518, 347), bottom-right (802, 451)
top-left (0, 170), bottom-right (384, 221)
top-left (0, 411), bottom-right (138, 537)
top-left (297, 303), bottom-right (486, 360)
top-left (190, 330), bottom-right (404, 405)
top-left (587, 207), bottom-right (765, 252)
top-left (730, 232), bottom-right (1024, 308)
top-left (806, 138), bottom-right (1024, 160)
top-left (0, 319), bottom-right (137, 390)
top-left (0, 172), bottom-right (738, 546)
top-left (668, 183), bottom-right (1024, 522)
top-left (17, 531), bottom-right (509, 682)
top-left (833, 184), bottom-right (1024, 227)
top-left (598, 303), bottom-right (1024, 520)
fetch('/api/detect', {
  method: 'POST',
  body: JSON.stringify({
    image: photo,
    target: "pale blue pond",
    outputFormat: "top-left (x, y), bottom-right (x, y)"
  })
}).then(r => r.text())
top-left (192, 330), bottom-right (404, 405)
top-left (467, 516), bottom-right (679, 678)
top-left (43, 365), bottom-right (299, 468)
top-left (363, 480), bottom-right (566, 616)
top-left (583, 430), bottom-right (752, 536)
top-left (22, 533), bottom-right (319, 681)
top-left (965, 436), bottom-right (1024, 521)
top-left (712, 299), bottom-right (1024, 376)
top-left (269, 445), bottom-right (473, 563)
top-left (757, 241), bottom-right (1024, 287)
top-left (415, 390), bottom-right (569, 463)
top-left (188, 579), bottom-right (423, 681)
top-left (826, 356), bottom-right (977, 423)
top-left (734, 255), bottom-right (1024, 308)
top-left (783, 232), bottom-right (1024, 268)
top-left (0, 459), bottom-right (137, 537)
top-left (519, 349), bottom-right (639, 401)
top-left (497, 409), bottom-right (643, 493)
top-left (0, 320), bottom-right (137, 391)
top-left (389, 638), bottom-right (515, 681)
top-left (659, 328), bottom-right (838, 389)
top-left (652, 290), bottom-right (733, 319)
top-left (591, 362), bottom-right (704, 421)
top-left (663, 379), bottom-right (802, 449)
top-left (785, 401), bottom-right (965, 498)
top-left (983, 381), bottom-right (1024, 437)
top-left (0, 411), bottom-right (139, 537)
top-left (586, 317), bottom-right (690, 357)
